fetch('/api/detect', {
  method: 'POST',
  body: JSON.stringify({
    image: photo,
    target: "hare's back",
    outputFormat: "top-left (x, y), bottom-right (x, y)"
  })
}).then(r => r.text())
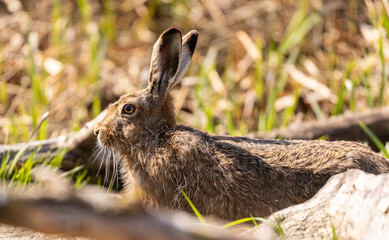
top-left (211, 135), bottom-right (389, 174)
top-left (162, 126), bottom-right (389, 219)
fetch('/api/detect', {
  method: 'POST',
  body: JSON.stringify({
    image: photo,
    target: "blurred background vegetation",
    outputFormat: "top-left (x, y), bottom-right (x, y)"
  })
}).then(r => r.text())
top-left (0, 0), bottom-right (389, 186)
top-left (1, 0), bottom-right (389, 143)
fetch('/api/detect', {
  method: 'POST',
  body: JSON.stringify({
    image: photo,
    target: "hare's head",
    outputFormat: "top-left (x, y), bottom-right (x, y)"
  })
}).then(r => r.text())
top-left (94, 28), bottom-right (198, 153)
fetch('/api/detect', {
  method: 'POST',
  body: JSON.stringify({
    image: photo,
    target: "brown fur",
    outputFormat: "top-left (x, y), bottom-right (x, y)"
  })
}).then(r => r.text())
top-left (163, 93), bottom-right (176, 128)
top-left (94, 28), bottom-right (389, 220)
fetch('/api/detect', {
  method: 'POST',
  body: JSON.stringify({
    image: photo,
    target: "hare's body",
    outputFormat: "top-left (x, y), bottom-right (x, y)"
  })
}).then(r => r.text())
top-left (95, 28), bottom-right (389, 220)
top-left (119, 124), bottom-right (389, 220)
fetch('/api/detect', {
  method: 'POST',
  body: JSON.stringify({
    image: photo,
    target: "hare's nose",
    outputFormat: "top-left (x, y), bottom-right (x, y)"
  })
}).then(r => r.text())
top-left (94, 128), bottom-right (100, 136)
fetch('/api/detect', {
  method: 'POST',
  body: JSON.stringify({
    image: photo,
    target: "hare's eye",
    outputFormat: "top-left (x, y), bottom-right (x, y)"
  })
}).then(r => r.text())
top-left (122, 104), bottom-right (136, 115)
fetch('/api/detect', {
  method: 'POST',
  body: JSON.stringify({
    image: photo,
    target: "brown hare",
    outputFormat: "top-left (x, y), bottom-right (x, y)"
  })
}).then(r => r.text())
top-left (94, 28), bottom-right (389, 220)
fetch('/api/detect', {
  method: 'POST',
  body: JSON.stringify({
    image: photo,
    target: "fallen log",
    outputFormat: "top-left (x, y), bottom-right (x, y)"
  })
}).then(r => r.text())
top-left (1, 168), bottom-right (389, 239)
top-left (0, 197), bottom-right (222, 240)
top-left (254, 107), bottom-right (389, 147)
top-left (1, 107), bottom-right (389, 176)
top-left (0, 168), bottom-right (250, 240)
top-left (257, 169), bottom-right (389, 239)
top-left (0, 112), bottom-right (102, 174)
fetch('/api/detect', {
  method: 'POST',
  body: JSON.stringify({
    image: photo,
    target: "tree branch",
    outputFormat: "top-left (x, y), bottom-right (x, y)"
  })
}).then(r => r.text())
top-left (0, 179), bottom-right (247, 240)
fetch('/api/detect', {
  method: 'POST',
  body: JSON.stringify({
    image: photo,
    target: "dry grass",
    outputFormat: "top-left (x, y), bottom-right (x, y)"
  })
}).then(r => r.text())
top-left (0, 0), bottom-right (389, 144)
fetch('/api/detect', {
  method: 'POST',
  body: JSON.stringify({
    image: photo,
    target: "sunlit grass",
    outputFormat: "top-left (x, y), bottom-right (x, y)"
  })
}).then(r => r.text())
top-left (0, 147), bottom-right (67, 190)
top-left (180, 189), bottom-right (207, 224)
top-left (181, 189), bottom-right (285, 236)
top-left (1, 0), bottom-right (388, 140)
top-left (0, 0), bottom-right (115, 187)
top-left (222, 216), bottom-right (285, 237)
top-left (330, 216), bottom-right (339, 240)
top-left (193, 0), bottom-right (323, 134)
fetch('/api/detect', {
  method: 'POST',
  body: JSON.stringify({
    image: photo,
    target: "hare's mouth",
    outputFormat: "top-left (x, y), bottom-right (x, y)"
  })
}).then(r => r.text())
top-left (96, 130), bottom-right (114, 149)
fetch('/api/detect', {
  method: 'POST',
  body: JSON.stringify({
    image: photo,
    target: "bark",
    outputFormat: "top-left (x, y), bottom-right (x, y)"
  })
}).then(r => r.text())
top-left (256, 169), bottom-right (389, 239)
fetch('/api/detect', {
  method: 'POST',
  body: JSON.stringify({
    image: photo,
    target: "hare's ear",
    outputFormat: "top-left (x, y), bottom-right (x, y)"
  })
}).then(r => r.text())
top-left (148, 28), bottom-right (182, 99)
top-left (168, 30), bottom-right (199, 90)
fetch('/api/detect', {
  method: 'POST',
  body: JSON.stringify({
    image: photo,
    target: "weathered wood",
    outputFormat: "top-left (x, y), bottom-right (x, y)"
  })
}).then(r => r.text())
top-left (0, 224), bottom-right (89, 240)
top-left (2, 168), bottom-right (389, 239)
top-left (0, 176), bottom-right (247, 240)
top-left (256, 169), bottom-right (389, 239)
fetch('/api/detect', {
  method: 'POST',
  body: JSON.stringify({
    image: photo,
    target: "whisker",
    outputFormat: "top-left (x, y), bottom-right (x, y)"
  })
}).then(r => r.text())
top-left (91, 144), bottom-right (101, 164)
top-left (93, 141), bottom-right (121, 190)
top-left (112, 153), bottom-right (117, 189)
top-left (104, 150), bottom-right (110, 187)
top-left (96, 146), bottom-right (106, 178)
top-left (116, 154), bottom-right (121, 190)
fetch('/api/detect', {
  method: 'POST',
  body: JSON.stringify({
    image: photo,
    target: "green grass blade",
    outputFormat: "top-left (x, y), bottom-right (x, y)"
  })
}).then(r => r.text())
top-left (0, 80), bottom-right (8, 108)
top-left (7, 112), bottom-right (49, 175)
top-left (222, 217), bottom-right (254, 228)
top-left (332, 81), bottom-right (346, 116)
top-left (51, 0), bottom-right (62, 45)
top-left (0, 152), bottom-right (11, 178)
top-left (282, 0), bottom-right (307, 39)
top-left (332, 60), bottom-right (354, 116)
top-left (180, 189), bottom-right (206, 224)
top-left (62, 165), bottom-right (85, 177)
top-left (76, 0), bottom-right (91, 31)
top-left (274, 218), bottom-right (285, 237)
top-left (360, 70), bottom-right (374, 108)
top-left (281, 87), bottom-right (300, 128)
top-left (329, 216), bottom-right (338, 240)
top-left (249, 214), bottom-right (259, 229)
top-left (49, 148), bottom-right (67, 167)
top-left (306, 94), bottom-right (323, 119)
top-left (222, 216), bottom-right (284, 237)
top-left (75, 169), bottom-right (90, 188)
top-left (378, 31), bottom-right (387, 106)
top-left (278, 12), bottom-right (322, 57)
top-left (349, 78), bottom-right (357, 111)
top-left (264, 88), bottom-right (277, 131)
top-left (359, 122), bottom-right (389, 158)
